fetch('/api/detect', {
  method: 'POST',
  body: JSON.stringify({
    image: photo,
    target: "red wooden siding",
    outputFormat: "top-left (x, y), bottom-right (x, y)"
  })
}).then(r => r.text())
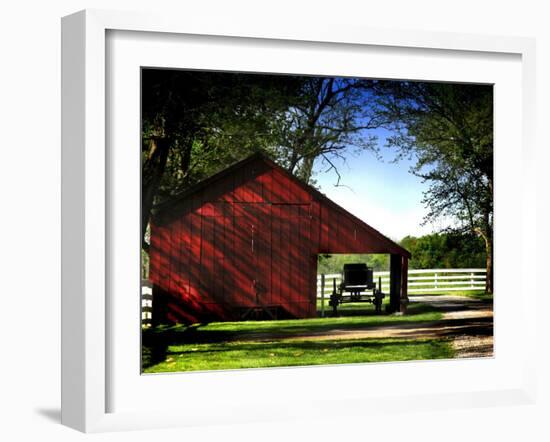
top-left (150, 155), bottom-right (409, 324)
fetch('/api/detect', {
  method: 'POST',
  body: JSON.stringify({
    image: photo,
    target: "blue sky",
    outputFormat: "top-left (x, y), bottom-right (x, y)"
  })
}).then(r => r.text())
top-left (312, 128), bottom-right (444, 241)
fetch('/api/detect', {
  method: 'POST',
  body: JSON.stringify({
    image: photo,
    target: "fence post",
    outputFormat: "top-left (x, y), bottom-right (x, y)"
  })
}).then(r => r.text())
top-left (320, 274), bottom-right (325, 317)
top-left (470, 272), bottom-right (474, 289)
top-left (434, 272), bottom-right (438, 290)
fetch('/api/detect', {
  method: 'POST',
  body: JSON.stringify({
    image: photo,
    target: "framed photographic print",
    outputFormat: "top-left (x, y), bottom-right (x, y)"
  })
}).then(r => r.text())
top-left (61, 9), bottom-right (537, 433)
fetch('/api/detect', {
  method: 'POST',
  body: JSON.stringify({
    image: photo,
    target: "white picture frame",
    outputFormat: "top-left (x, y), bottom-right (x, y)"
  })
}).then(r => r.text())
top-left (61, 9), bottom-right (537, 433)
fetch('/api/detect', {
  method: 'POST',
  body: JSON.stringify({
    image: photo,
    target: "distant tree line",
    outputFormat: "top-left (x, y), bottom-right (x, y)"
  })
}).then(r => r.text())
top-left (400, 232), bottom-right (486, 269)
top-left (317, 232), bottom-right (486, 274)
top-left (317, 253), bottom-right (389, 274)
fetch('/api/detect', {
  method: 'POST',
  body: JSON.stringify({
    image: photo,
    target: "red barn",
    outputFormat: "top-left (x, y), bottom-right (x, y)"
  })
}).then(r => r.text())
top-left (149, 153), bottom-right (410, 324)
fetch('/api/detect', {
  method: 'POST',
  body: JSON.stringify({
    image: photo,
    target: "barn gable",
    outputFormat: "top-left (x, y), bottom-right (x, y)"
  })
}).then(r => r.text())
top-left (154, 154), bottom-right (312, 224)
top-left (150, 153), bottom-right (410, 324)
top-left (154, 154), bottom-right (409, 256)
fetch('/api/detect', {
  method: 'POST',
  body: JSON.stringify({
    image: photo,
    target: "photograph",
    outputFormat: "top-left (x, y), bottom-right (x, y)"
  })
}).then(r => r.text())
top-left (140, 68), bottom-right (494, 373)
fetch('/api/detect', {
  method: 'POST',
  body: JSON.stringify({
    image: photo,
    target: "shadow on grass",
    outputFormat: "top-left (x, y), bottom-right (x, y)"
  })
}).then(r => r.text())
top-left (142, 303), bottom-right (443, 369)
top-left (324, 302), bottom-right (438, 317)
top-left (161, 337), bottom-right (446, 355)
top-left (143, 337), bottom-right (456, 372)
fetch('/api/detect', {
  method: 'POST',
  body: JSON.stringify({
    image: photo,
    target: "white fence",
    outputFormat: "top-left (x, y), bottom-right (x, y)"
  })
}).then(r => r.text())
top-left (317, 268), bottom-right (487, 297)
top-left (142, 281), bottom-right (153, 326)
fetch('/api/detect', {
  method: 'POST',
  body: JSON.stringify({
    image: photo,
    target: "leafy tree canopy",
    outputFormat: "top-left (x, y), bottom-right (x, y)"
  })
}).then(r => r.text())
top-left (373, 81), bottom-right (493, 292)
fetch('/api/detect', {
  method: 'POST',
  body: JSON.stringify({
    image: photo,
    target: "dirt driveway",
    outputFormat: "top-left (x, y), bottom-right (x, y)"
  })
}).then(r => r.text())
top-left (408, 295), bottom-right (493, 358)
top-left (312, 295), bottom-right (493, 358)
top-left (240, 295), bottom-right (494, 359)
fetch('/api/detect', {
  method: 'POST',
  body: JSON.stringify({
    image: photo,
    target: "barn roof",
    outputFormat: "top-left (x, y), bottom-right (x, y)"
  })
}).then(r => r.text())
top-left (154, 152), bottom-right (411, 258)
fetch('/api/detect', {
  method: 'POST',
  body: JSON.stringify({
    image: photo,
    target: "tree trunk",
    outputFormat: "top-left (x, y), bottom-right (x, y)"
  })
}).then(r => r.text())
top-left (479, 228), bottom-right (493, 294)
top-left (288, 150), bottom-right (299, 174)
top-left (179, 134), bottom-right (197, 183)
top-left (486, 250), bottom-right (493, 294)
top-left (142, 137), bottom-right (170, 245)
top-left (298, 156), bottom-right (315, 184)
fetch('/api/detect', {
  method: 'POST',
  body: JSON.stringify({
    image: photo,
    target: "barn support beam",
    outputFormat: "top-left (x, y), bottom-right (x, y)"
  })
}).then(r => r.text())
top-left (400, 256), bottom-right (409, 313)
top-left (389, 254), bottom-right (401, 313)
top-left (150, 284), bottom-right (164, 328)
top-left (389, 254), bottom-right (408, 313)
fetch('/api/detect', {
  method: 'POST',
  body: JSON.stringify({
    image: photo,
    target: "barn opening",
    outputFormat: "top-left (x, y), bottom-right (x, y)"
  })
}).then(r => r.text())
top-left (149, 153), bottom-right (410, 325)
top-left (317, 253), bottom-right (397, 316)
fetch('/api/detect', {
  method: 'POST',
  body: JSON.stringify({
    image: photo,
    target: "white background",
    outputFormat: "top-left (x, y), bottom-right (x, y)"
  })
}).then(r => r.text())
top-left (1, 0), bottom-right (548, 441)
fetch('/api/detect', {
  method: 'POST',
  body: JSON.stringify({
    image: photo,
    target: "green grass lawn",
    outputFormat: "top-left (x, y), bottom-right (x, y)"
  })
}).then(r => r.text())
top-left (142, 337), bottom-right (454, 373)
top-left (408, 290), bottom-right (493, 301)
top-left (450, 290), bottom-right (493, 301)
top-left (142, 301), bottom-right (450, 373)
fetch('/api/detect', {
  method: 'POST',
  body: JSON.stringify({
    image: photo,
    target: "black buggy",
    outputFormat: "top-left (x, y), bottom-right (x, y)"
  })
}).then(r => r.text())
top-left (328, 263), bottom-right (385, 315)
